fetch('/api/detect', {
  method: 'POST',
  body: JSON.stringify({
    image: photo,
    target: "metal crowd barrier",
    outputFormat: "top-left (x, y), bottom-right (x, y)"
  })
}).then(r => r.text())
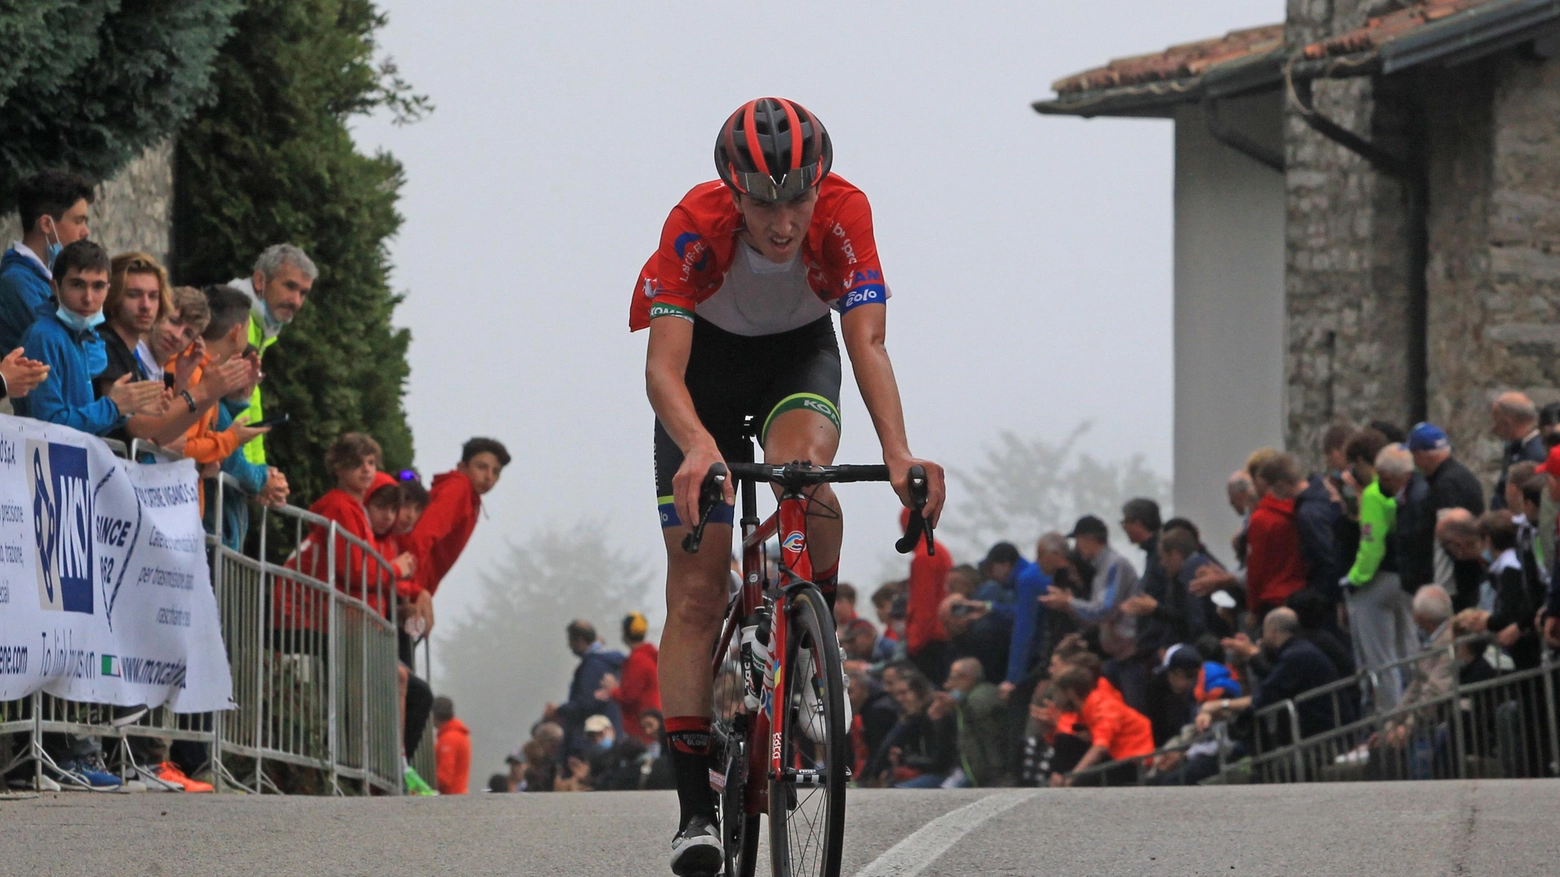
top-left (0, 439), bottom-right (405, 795)
top-left (210, 473), bottom-right (402, 794)
top-left (1231, 636), bottom-right (1560, 784)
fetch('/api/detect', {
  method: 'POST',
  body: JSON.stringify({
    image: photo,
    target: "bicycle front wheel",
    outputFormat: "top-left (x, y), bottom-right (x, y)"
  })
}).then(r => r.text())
top-left (769, 585), bottom-right (846, 877)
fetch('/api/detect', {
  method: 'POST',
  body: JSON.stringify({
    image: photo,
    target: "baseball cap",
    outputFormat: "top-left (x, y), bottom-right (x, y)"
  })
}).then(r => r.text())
top-left (1067, 515), bottom-right (1109, 540)
top-left (1537, 444), bottom-right (1560, 476)
top-left (584, 715), bottom-right (612, 735)
top-left (980, 542), bottom-right (1021, 568)
top-left (1158, 644), bottom-right (1202, 676)
top-left (1407, 422), bottom-right (1449, 452)
top-left (505, 748), bottom-right (525, 764)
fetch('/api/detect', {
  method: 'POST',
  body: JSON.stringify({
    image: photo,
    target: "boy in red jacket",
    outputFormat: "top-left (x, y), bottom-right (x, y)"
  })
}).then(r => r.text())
top-left (1247, 453), bottom-right (1310, 616)
top-left (405, 437), bottom-right (509, 598)
top-left (598, 612), bottom-right (663, 742)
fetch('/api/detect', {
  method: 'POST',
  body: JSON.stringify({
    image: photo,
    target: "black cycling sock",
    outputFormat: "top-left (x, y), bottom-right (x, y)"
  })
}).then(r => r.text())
top-left (816, 562), bottom-right (839, 613)
top-left (665, 715), bottom-right (716, 829)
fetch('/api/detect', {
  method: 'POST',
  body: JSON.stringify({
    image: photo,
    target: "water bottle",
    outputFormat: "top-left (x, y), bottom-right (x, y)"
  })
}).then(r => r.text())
top-left (739, 607), bottom-right (772, 710)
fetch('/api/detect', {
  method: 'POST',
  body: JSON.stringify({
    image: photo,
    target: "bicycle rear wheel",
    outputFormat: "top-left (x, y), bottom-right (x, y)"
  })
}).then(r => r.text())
top-left (769, 585), bottom-right (846, 877)
top-left (712, 616), bottom-right (760, 877)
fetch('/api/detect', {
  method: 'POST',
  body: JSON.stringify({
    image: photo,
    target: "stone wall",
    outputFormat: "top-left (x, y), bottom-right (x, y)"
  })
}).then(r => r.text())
top-left (1425, 53), bottom-right (1560, 484)
top-left (1282, 0), bottom-right (1418, 469)
top-left (0, 141), bottom-right (174, 265)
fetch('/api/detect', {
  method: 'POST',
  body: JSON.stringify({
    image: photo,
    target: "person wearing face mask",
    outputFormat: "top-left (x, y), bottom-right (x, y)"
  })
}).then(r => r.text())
top-left (226, 243), bottom-right (318, 466)
top-left (0, 171), bottom-right (96, 361)
top-left (15, 241), bottom-right (167, 432)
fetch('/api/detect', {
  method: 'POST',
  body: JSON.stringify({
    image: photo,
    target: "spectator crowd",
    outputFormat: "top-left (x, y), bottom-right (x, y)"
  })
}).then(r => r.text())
top-left (495, 398), bottom-right (1560, 793)
top-left (1, 170), bottom-right (508, 795)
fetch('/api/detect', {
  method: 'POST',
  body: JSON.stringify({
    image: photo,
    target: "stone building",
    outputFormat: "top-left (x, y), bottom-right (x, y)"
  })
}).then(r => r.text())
top-left (1034, 0), bottom-right (1560, 551)
top-left (0, 142), bottom-right (175, 266)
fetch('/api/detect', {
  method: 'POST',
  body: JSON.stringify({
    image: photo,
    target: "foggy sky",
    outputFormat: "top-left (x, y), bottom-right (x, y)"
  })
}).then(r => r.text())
top-left (351, 1), bottom-right (1285, 657)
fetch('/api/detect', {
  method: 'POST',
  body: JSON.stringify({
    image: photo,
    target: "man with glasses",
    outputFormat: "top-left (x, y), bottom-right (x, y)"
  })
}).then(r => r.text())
top-left (633, 97), bottom-right (945, 875)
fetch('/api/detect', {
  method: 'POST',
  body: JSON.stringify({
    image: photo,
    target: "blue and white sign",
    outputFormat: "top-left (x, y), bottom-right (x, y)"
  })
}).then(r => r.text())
top-left (0, 416), bottom-right (231, 712)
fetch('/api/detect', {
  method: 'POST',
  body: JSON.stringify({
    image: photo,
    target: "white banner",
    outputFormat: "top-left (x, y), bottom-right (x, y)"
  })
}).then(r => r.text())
top-left (0, 415), bottom-right (232, 712)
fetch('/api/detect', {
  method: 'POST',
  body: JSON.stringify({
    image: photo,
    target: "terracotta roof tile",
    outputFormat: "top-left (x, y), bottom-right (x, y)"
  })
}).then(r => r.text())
top-left (1302, 0), bottom-right (1503, 59)
top-left (1052, 24), bottom-right (1284, 95)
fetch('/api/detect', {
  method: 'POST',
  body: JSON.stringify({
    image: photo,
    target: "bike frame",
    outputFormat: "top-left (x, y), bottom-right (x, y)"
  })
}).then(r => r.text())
top-left (709, 473), bottom-right (813, 816)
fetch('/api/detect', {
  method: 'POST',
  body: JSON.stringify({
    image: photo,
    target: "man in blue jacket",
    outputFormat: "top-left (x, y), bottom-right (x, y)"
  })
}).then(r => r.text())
top-left (978, 542), bottom-right (1049, 699)
top-left (545, 619), bottom-right (626, 756)
top-left (0, 171), bottom-right (95, 355)
top-left (14, 241), bottom-right (166, 432)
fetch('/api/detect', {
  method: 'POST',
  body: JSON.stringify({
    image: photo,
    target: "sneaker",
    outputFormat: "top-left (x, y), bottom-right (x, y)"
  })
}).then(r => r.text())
top-left (669, 815), bottom-right (723, 876)
top-left (58, 759), bottom-right (121, 790)
top-left (155, 762), bottom-right (213, 793)
top-left (403, 764), bottom-right (436, 796)
top-left (794, 648), bottom-right (851, 744)
top-left (134, 766), bottom-right (181, 792)
top-left (8, 773), bottom-right (61, 792)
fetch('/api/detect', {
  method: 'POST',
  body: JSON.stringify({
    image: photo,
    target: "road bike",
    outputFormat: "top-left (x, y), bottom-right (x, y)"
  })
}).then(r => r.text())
top-left (682, 446), bottom-right (933, 877)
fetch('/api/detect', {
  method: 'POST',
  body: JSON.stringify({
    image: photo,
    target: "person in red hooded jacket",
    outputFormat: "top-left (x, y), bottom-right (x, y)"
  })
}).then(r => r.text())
top-left (598, 612), bottom-right (663, 743)
top-left (405, 437), bottom-right (510, 599)
top-left (1247, 453), bottom-right (1310, 616)
top-left (901, 507), bottom-right (953, 684)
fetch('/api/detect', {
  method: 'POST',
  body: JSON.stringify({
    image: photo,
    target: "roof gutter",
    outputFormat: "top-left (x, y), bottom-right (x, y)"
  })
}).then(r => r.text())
top-left (1283, 52), bottom-right (1427, 423)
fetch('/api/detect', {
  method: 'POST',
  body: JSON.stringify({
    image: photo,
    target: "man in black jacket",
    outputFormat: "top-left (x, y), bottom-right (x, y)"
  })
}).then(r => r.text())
top-left (1197, 608), bottom-right (1341, 744)
top-left (1409, 422), bottom-right (1486, 608)
top-left (1491, 393), bottom-right (1546, 511)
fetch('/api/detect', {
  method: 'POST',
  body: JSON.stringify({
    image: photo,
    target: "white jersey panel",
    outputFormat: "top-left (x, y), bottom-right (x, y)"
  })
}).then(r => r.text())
top-left (694, 243), bottom-right (832, 336)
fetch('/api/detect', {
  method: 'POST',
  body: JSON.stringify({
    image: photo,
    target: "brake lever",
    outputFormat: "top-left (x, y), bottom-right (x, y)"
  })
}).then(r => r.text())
top-left (894, 466), bottom-right (934, 556)
top-left (681, 465), bottom-right (728, 554)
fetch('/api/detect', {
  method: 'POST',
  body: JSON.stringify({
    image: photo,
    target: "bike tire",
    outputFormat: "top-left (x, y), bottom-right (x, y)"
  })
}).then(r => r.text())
top-left (712, 618), bottom-right (761, 877)
top-left (768, 585), bottom-right (847, 877)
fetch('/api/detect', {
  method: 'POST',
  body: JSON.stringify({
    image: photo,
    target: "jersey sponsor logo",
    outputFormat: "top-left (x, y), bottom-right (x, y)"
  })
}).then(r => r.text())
top-left (802, 398), bottom-right (835, 419)
top-left (30, 440), bottom-right (93, 615)
top-left (673, 231), bottom-right (710, 278)
top-left (831, 222), bottom-right (857, 265)
top-left (783, 532), bottom-right (805, 553)
top-left (851, 269), bottom-right (881, 286)
top-left (648, 302), bottom-right (694, 322)
top-left (840, 284), bottom-right (886, 313)
top-left (641, 277), bottom-right (657, 299)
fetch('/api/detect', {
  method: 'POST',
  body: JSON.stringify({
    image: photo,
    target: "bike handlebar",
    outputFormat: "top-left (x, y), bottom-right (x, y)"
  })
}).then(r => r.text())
top-left (681, 462), bottom-right (934, 558)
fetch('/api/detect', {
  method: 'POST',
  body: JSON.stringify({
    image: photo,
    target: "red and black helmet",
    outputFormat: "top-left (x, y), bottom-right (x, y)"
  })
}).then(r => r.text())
top-left (714, 97), bottom-right (833, 202)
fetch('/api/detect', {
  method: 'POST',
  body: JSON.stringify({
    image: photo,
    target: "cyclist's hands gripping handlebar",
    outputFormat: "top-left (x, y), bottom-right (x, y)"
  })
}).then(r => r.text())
top-left (681, 463), bottom-right (728, 554)
top-left (894, 465), bottom-right (936, 557)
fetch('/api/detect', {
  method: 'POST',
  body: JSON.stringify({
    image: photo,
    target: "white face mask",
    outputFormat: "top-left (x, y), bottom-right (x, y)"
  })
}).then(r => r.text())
top-left (56, 305), bottom-right (104, 334)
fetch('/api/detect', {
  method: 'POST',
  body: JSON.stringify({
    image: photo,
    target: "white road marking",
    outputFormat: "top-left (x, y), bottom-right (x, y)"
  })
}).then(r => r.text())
top-left (853, 790), bottom-right (1041, 877)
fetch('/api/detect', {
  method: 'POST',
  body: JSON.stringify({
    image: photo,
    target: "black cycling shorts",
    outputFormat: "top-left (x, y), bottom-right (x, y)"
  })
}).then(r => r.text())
top-left (655, 315), bottom-right (842, 527)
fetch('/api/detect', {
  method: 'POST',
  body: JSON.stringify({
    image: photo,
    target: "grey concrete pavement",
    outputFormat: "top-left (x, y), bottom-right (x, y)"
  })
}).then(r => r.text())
top-left (2, 781), bottom-right (1556, 877)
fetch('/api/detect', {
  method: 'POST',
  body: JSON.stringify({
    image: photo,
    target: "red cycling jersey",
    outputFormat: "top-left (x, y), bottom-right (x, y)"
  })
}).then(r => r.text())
top-left (629, 174), bottom-right (888, 332)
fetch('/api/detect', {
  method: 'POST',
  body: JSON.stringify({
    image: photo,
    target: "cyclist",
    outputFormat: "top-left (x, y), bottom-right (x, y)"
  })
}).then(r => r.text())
top-left (633, 97), bottom-right (946, 876)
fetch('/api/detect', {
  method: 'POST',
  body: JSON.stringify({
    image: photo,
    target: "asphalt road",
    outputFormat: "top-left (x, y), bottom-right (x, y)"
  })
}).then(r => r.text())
top-left (3, 780), bottom-right (1557, 877)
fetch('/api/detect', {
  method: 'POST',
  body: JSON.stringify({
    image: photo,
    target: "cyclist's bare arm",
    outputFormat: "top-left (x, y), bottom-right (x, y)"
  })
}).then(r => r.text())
top-left (839, 303), bottom-right (946, 525)
top-left (646, 316), bottom-right (734, 529)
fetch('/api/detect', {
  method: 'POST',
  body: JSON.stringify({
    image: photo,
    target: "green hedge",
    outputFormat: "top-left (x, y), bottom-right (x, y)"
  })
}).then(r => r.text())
top-left (174, 0), bottom-right (426, 512)
top-left (0, 0), bottom-right (240, 206)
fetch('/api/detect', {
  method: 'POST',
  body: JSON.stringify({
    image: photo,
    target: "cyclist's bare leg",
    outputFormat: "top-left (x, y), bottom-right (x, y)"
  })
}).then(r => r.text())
top-left (763, 408), bottom-right (842, 584)
top-left (658, 521), bottom-right (732, 834)
top-left (658, 523), bottom-right (733, 719)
